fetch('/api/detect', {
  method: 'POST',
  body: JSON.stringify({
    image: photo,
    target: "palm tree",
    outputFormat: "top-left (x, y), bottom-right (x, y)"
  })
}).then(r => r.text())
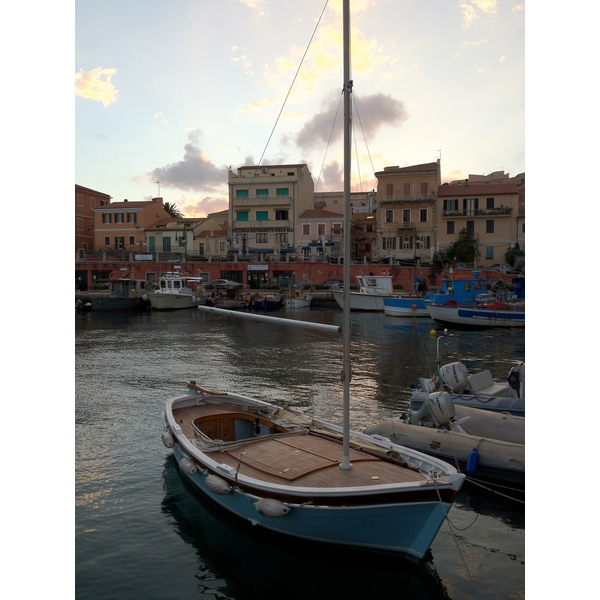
top-left (163, 201), bottom-right (184, 218)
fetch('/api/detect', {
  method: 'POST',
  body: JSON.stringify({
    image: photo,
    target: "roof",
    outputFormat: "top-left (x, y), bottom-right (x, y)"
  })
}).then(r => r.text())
top-left (375, 161), bottom-right (439, 175)
top-left (437, 183), bottom-right (519, 197)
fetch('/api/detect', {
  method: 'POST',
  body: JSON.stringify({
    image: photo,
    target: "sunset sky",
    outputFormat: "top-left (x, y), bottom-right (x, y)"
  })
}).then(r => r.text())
top-left (75, 0), bottom-right (525, 217)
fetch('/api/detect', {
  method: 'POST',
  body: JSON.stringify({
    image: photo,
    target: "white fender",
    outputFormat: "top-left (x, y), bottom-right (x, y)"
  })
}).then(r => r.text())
top-left (205, 474), bottom-right (231, 495)
top-left (255, 498), bottom-right (291, 518)
top-left (179, 457), bottom-right (198, 475)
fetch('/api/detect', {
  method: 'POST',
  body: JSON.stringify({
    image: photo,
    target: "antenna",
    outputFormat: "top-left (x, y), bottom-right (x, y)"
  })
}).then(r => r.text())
top-left (156, 180), bottom-right (161, 196)
top-left (437, 149), bottom-right (442, 160)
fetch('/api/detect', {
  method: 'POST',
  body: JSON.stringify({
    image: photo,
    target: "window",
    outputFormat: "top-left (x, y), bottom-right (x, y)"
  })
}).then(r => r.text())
top-left (383, 237), bottom-right (396, 250)
top-left (275, 210), bottom-right (288, 220)
top-left (115, 236), bottom-right (124, 249)
top-left (302, 223), bottom-right (311, 236)
top-left (104, 236), bottom-right (110, 246)
top-left (463, 198), bottom-right (479, 216)
top-left (77, 218), bottom-right (83, 231)
top-left (276, 233), bottom-right (288, 244)
top-left (256, 233), bottom-right (268, 243)
top-left (386, 183), bottom-right (393, 196)
top-left (127, 213), bottom-right (136, 223)
top-left (486, 220), bottom-right (494, 234)
top-left (486, 246), bottom-right (494, 260)
top-left (486, 197), bottom-right (495, 210)
top-left (236, 190), bottom-right (248, 198)
top-left (366, 223), bottom-right (373, 233)
top-left (115, 213), bottom-right (124, 224)
top-left (443, 199), bottom-right (459, 213)
top-left (77, 194), bottom-right (83, 207)
top-left (420, 182), bottom-right (428, 196)
top-left (128, 236), bottom-right (135, 246)
top-left (102, 214), bottom-right (111, 224)
top-left (466, 220), bottom-right (475, 236)
top-left (256, 211), bottom-right (268, 221)
top-left (276, 188), bottom-right (289, 196)
top-left (332, 223), bottom-right (342, 235)
top-left (403, 183), bottom-right (411, 196)
top-left (236, 211), bottom-right (249, 221)
top-left (447, 221), bottom-right (455, 235)
top-left (162, 237), bottom-right (171, 252)
top-left (317, 223), bottom-right (325, 235)
top-left (419, 208), bottom-right (428, 222)
top-left (402, 236), bottom-right (412, 250)
top-left (385, 209), bottom-right (393, 223)
top-left (402, 209), bottom-right (411, 223)
top-left (198, 243), bottom-right (205, 256)
top-left (219, 241), bottom-right (226, 252)
top-left (256, 189), bottom-right (268, 197)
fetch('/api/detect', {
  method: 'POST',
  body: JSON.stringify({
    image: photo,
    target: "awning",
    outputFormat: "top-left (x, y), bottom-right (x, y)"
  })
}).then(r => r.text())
top-left (249, 248), bottom-right (274, 253)
top-left (229, 249), bottom-right (239, 253)
top-left (280, 248), bottom-right (295, 253)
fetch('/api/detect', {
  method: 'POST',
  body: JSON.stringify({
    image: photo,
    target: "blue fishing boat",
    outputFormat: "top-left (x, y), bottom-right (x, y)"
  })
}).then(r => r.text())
top-left (383, 272), bottom-right (493, 317)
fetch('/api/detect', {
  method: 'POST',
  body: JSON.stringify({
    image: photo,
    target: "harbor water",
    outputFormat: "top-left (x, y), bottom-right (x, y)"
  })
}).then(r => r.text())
top-left (75, 307), bottom-right (525, 599)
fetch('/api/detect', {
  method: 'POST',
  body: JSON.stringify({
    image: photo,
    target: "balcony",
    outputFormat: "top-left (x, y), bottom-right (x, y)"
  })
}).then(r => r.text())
top-left (442, 207), bottom-right (513, 218)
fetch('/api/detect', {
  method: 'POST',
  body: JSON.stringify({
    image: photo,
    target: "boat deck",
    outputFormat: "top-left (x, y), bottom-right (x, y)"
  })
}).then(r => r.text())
top-left (172, 402), bottom-right (427, 488)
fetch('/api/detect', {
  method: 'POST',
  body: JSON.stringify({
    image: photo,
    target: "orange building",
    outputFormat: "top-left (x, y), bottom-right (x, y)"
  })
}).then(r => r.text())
top-left (75, 184), bottom-right (111, 255)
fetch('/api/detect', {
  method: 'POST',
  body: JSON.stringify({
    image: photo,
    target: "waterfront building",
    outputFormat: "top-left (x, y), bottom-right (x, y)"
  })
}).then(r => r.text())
top-left (374, 161), bottom-right (441, 264)
top-left (228, 164), bottom-right (315, 258)
top-left (75, 184), bottom-right (111, 255)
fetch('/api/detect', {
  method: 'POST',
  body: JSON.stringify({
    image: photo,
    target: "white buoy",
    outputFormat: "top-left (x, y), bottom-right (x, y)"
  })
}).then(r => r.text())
top-left (255, 498), bottom-right (291, 518)
top-left (205, 474), bottom-right (231, 495)
top-left (161, 431), bottom-right (175, 448)
top-left (179, 457), bottom-right (198, 475)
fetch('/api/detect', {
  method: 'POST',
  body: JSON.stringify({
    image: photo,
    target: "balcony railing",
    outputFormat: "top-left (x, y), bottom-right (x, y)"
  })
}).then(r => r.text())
top-left (442, 207), bottom-right (512, 218)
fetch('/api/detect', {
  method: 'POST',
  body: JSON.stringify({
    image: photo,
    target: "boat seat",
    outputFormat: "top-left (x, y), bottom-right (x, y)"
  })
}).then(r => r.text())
top-left (467, 370), bottom-right (507, 396)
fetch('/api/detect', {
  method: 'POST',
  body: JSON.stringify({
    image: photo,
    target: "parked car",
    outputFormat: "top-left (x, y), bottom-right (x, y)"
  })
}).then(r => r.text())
top-left (488, 263), bottom-right (515, 274)
top-left (268, 277), bottom-right (296, 288)
top-left (324, 279), bottom-right (343, 290)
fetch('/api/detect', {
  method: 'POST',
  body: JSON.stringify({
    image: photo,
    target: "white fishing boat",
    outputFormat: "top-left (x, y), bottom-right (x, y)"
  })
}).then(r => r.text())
top-left (283, 286), bottom-right (312, 309)
top-left (145, 271), bottom-right (204, 310)
top-left (426, 301), bottom-right (525, 328)
top-left (331, 274), bottom-right (393, 311)
top-left (162, 3), bottom-right (464, 562)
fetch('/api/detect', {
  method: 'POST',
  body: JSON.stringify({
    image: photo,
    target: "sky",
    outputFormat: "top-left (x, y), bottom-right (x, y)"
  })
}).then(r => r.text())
top-left (74, 0), bottom-right (525, 217)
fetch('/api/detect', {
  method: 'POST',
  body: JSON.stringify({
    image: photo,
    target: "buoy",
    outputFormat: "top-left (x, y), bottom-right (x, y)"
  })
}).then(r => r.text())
top-left (161, 431), bottom-right (175, 448)
top-left (430, 329), bottom-right (436, 337)
top-left (205, 474), bottom-right (231, 495)
top-left (179, 457), bottom-right (198, 475)
top-left (254, 498), bottom-right (291, 518)
top-left (466, 448), bottom-right (479, 476)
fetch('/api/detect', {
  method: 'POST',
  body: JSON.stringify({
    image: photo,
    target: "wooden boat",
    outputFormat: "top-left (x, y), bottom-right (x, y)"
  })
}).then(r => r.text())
top-left (163, 383), bottom-right (464, 561)
top-left (253, 293), bottom-right (282, 311)
top-left (204, 280), bottom-right (249, 310)
top-left (145, 271), bottom-right (204, 310)
top-left (331, 274), bottom-right (393, 311)
top-left (426, 301), bottom-right (525, 328)
top-left (383, 272), bottom-right (491, 318)
top-left (364, 392), bottom-right (525, 489)
top-left (409, 331), bottom-right (525, 416)
top-left (283, 286), bottom-right (312, 309)
top-left (90, 273), bottom-right (151, 311)
top-left (163, 1), bottom-right (464, 562)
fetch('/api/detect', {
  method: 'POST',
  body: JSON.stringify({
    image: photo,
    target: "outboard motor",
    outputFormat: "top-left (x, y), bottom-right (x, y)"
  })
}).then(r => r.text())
top-left (439, 362), bottom-right (469, 393)
top-left (409, 392), bottom-right (456, 426)
top-left (507, 363), bottom-right (525, 398)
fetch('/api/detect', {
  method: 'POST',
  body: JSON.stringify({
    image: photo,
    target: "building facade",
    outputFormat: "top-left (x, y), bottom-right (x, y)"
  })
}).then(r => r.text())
top-left (374, 161), bottom-right (441, 263)
top-left (436, 183), bottom-right (521, 266)
top-left (75, 184), bottom-right (111, 255)
top-left (93, 197), bottom-right (170, 253)
top-left (228, 164), bottom-right (315, 258)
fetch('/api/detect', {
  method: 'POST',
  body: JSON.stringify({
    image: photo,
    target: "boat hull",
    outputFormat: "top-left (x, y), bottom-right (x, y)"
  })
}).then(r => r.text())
top-left (90, 297), bottom-right (150, 311)
top-left (283, 298), bottom-right (311, 309)
top-left (331, 290), bottom-right (389, 311)
top-left (410, 390), bottom-right (524, 417)
top-left (147, 293), bottom-right (203, 310)
top-left (426, 304), bottom-right (525, 327)
top-left (383, 297), bottom-right (430, 317)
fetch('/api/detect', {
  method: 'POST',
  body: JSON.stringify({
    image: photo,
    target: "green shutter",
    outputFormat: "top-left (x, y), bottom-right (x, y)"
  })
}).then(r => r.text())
top-left (256, 211), bottom-right (268, 221)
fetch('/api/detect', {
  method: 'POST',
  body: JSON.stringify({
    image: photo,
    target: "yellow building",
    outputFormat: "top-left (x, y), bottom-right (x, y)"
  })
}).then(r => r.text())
top-left (436, 183), bottom-right (520, 267)
top-left (374, 161), bottom-right (441, 262)
top-left (228, 164), bottom-right (314, 257)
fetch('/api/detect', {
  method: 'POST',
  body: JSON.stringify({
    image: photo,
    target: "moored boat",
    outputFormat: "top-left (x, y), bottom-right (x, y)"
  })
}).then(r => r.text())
top-left (283, 286), bottom-right (312, 309)
top-left (331, 274), bottom-right (393, 311)
top-left (91, 272), bottom-right (151, 311)
top-left (426, 301), bottom-right (525, 328)
top-left (145, 271), bottom-right (204, 310)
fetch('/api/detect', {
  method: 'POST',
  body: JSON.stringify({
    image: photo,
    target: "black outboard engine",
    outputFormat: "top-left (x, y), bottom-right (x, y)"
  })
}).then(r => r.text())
top-left (507, 366), bottom-right (521, 397)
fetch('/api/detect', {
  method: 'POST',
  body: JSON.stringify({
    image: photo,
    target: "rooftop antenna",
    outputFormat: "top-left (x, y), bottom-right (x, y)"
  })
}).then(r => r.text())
top-left (437, 149), bottom-right (442, 160)
top-left (156, 180), bottom-right (161, 196)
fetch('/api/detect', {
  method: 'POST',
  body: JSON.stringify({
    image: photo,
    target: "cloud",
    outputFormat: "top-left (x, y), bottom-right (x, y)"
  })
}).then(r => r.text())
top-left (180, 195), bottom-right (229, 218)
top-left (149, 131), bottom-right (228, 193)
top-left (461, 0), bottom-right (497, 27)
top-left (75, 67), bottom-right (118, 106)
top-left (295, 91), bottom-right (408, 151)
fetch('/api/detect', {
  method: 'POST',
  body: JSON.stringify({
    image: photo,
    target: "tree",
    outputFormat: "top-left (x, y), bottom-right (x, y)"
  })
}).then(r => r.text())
top-left (444, 228), bottom-right (480, 264)
top-left (163, 202), bottom-right (184, 218)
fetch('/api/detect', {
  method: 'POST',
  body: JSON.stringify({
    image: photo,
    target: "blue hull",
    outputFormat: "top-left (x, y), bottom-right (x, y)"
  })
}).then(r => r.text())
top-left (90, 297), bottom-right (150, 311)
top-left (172, 446), bottom-right (452, 561)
